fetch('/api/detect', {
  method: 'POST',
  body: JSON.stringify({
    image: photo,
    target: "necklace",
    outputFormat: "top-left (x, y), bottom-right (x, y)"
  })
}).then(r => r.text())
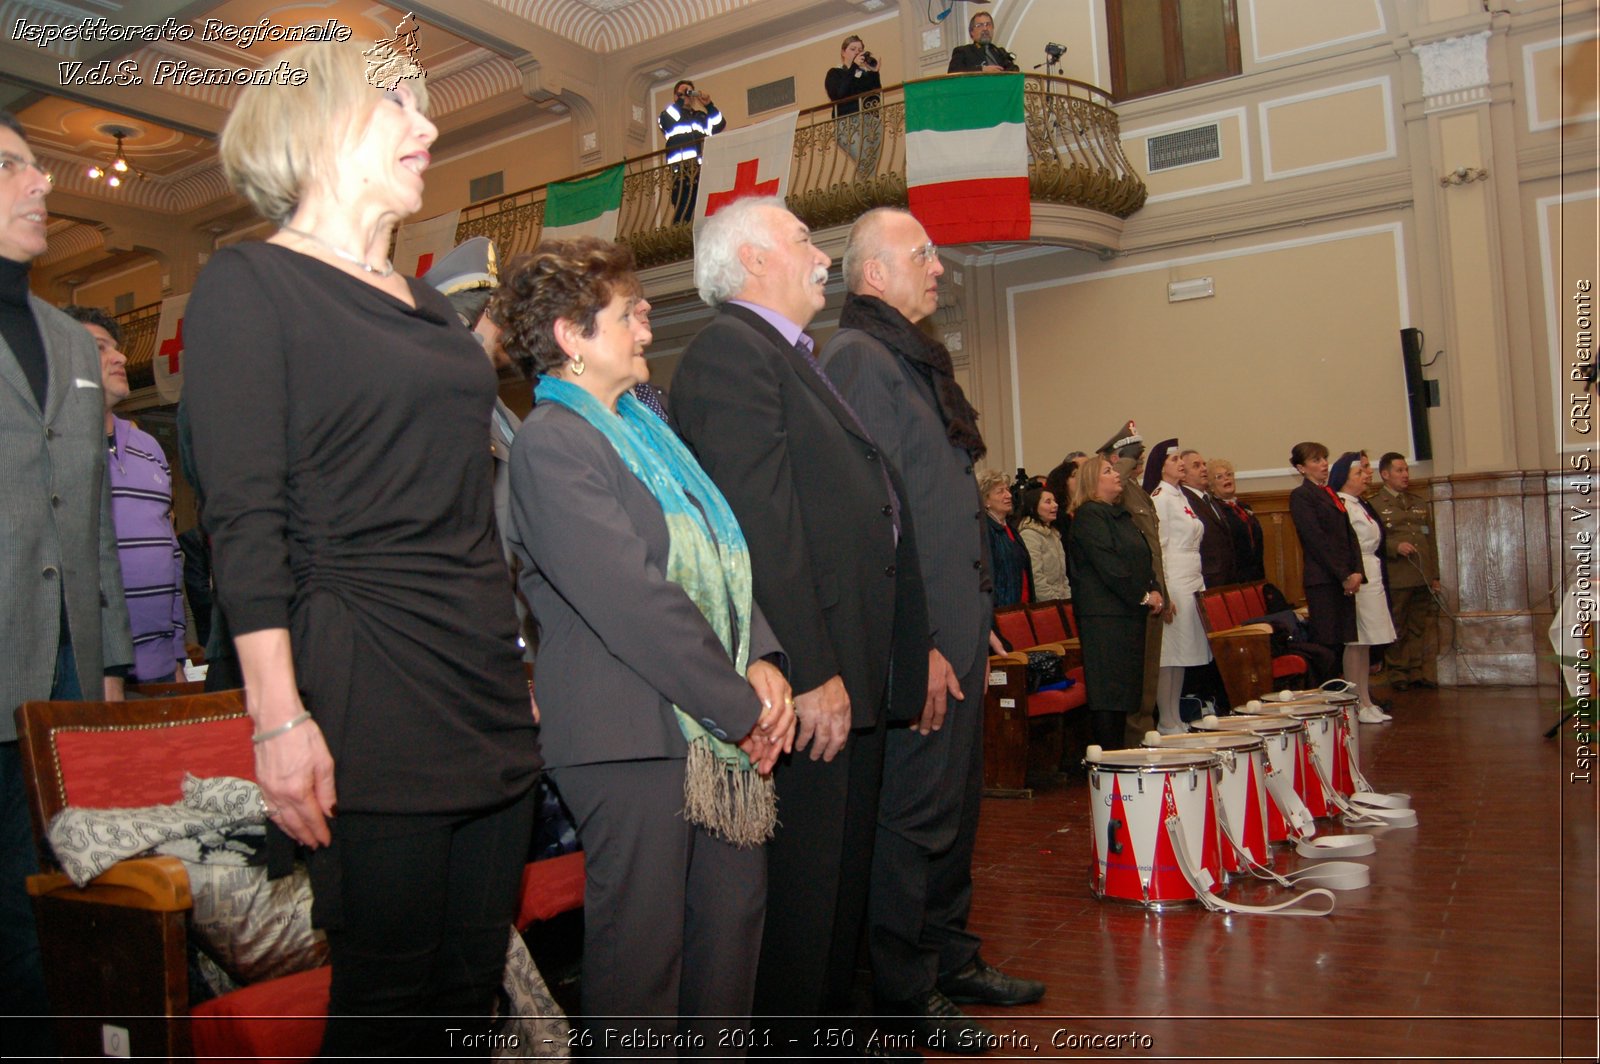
top-left (279, 225), bottom-right (394, 278)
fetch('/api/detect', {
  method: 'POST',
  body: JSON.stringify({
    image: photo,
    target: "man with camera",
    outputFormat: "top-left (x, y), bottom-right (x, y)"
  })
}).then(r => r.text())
top-left (658, 79), bottom-right (725, 224)
top-left (948, 11), bottom-right (1018, 73)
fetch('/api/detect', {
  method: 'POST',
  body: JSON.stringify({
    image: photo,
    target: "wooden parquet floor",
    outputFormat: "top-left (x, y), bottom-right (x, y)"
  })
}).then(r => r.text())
top-left (942, 685), bottom-right (1598, 1062)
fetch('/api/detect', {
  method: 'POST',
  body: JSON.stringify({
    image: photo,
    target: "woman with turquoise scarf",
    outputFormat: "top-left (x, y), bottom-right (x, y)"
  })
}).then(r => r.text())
top-left (491, 237), bottom-right (795, 1047)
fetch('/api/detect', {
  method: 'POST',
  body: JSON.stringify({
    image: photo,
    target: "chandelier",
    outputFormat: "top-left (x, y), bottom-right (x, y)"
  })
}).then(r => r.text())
top-left (86, 126), bottom-right (146, 188)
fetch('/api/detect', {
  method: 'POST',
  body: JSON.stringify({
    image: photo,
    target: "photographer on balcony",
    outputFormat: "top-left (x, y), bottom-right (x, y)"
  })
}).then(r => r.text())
top-left (825, 35), bottom-right (883, 175)
top-left (948, 11), bottom-right (1018, 73)
top-left (658, 79), bottom-right (724, 224)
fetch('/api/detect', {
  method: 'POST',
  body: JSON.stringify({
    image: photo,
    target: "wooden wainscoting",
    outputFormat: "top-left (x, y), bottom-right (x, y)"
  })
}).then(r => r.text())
top-left (1238, 470), bottom-right (1568, 687)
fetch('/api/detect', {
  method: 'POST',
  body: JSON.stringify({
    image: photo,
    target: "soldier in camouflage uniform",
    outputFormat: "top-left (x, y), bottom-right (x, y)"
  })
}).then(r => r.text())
top-left (1373, 452), bottom-right (1441, 689)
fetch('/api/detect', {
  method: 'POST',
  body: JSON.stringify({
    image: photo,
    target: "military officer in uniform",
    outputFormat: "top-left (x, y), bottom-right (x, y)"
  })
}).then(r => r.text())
top-left (1372, 452), bottom-right (1441, 689)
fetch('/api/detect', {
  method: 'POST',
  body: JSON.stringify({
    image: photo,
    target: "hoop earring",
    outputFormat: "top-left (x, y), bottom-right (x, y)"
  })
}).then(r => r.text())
top-left (570, 353), bottom-right (586, 376)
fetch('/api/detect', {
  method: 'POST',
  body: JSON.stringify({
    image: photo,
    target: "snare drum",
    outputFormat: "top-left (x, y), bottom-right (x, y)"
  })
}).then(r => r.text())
top-left (1143, 732), bottom-right (1270, 878)
top-left (1283, 705), bottom-right (1349, 809)
top-left (1195, 714), bottom-right (1310, 843)
top-left (1086, 748), bottom-right (1222, 908)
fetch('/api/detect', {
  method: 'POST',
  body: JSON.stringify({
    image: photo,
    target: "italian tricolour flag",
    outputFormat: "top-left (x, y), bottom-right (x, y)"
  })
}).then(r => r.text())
top-left (542, 164), bottom-right (624, 242)
top-left (905, 75), bottom-right (1029, 244)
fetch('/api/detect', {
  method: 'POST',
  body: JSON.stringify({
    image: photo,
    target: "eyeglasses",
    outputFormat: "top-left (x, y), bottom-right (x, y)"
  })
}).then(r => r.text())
top-left (910, 242), bottom-right (939, 265)
top-left (0, 152), bottom-right (52, 185)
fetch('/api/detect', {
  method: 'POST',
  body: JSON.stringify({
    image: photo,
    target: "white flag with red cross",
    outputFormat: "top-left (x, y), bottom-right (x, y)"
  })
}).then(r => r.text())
top-left (393, 209), bottom-right (462, 278)
top-left (152, 292), bottom-right (190, 404)
top-left (692, 111), bottom-right (798, 234)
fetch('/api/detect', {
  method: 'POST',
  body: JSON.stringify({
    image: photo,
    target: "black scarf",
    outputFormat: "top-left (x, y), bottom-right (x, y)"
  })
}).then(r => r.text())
top-left (838, 293), bottom-right (985, 459)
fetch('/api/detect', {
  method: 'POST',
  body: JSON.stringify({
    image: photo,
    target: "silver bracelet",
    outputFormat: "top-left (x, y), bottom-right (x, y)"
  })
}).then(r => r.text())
top-left (252, 710), bottom-right (312, 744)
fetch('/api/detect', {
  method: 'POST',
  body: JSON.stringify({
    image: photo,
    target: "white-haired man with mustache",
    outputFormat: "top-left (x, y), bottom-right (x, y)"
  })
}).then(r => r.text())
top-left (673, 196), bottom-right (933, 1047)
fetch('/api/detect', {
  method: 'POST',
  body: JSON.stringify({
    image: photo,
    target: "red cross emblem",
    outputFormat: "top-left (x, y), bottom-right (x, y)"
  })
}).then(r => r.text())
top-left (705, 158), bottom-right (780, 216)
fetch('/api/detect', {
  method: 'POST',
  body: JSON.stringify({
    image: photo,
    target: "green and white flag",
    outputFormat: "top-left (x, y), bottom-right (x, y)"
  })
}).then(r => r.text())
top-left (543, 164), bottom-right (624, 242)
top-left (905, 74), bottom-right (1029, 243)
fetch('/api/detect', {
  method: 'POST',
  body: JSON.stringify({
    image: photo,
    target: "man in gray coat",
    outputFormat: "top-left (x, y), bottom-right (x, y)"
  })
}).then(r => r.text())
top-left (822, 207), bottom-right (1044, 1050)
top-left (672, 197), bottom-right (932, 1041)
top-left (0, 111), bottom-right (132, 1048)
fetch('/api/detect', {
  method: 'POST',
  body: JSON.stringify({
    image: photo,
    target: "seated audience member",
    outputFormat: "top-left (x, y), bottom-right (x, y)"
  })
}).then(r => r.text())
top-left (825, 35), bottom-right (883, 173)
top-left (1019, 484), bottom-right (1070, 601)
top-left (948, 11), bottom-right (1019, 72)
top-left (658, 79), bottom-right (724, 224)
top-left (66, 305), bottom-right (186, 684)
top-left (1209, 457), bottom-right (1266, 582)
top-left (491, 237), bottom-right (794, 1046)
top-left (980, 469), bottom-right (1032, 607)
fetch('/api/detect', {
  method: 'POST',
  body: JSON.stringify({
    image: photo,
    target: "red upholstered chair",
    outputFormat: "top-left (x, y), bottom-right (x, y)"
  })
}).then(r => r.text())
top-left (993, 606), bottom-right (1037, 652)
top-left (1195, 588), bottom-right (1308, 704)
top-left (1026, 601), bottom-right (1070, 644)
top-left (1061, 602), bottom-right (1079, 639)
top-left (130, 679), bottom-right (208, 697)
top-left (983, 639), bottom-right (1087, 798)
top-left (1202, 591), bottom-right (1236, 634)
top-left (16, 691), bottom-right (581, 1063)
top-left (1242, 581), bottom-right (1269, 618)
top-left (1223, 588), bottom-right (1251, 628)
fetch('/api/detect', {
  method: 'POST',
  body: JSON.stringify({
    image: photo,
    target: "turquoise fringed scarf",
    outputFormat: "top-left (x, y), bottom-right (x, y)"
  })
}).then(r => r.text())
top-left (534, 374), bottom-right (776, 846)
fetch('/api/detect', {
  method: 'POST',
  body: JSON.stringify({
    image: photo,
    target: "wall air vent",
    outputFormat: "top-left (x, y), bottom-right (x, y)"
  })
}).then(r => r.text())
top-left (748, 77), bottom-right (796, 115)
top-left (1146, 124), bottom-right (1221, 172)
top-left (469, 171), bottom-right (504, 203)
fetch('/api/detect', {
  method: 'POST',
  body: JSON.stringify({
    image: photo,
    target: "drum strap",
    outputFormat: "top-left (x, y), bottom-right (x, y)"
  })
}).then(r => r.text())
top-left (1215, 794), bottom-right (1374, 890)
top-left (1307, 744), bottom-right (1419, 829)
top-left (1163, 815), bottom-right (1338, 916)
top-left (1261, 759), bottom-right (1317, 839)
top-left (1339, 729), bottom-right (1412, 809)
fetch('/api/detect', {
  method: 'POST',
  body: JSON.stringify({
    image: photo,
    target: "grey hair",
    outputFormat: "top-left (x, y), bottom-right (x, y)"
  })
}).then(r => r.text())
top-left (694, 195), bottom-right (784, 306)
top-left (842, 207), bottom-right (912, 291)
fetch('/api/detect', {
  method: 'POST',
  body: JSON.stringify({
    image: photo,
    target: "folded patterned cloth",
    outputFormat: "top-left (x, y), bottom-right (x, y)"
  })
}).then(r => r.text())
top-left (47, 773), bottom-right (265, 887)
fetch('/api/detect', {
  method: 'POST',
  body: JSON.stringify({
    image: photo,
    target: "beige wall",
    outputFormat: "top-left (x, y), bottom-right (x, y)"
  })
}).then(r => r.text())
top-left (1005, 221), bottom-right (1415, 481)
top-left (418, 118), bottom-right (576, 218)
top-left (71, 260), bottom-right (163, 312)
top-left (649, 10), bottom-right (902, 144)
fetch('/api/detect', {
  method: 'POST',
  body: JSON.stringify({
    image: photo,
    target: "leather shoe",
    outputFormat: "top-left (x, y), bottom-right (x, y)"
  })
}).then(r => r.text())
top-left (877, 989), bottom-right (995, 1054)
top-left (1390, 680), bottom-right (1411, 691)
top-left (936, 956), bottom-right (1046, 1007)
top-left (1412, 678), bottom-right (1439, 689)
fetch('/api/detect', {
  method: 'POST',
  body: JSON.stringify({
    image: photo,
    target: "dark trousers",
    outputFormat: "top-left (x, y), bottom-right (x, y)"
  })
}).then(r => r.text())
top-left (754, 711), bottom-right (887, 1026)
top-left (553, 758), bottom-right (766, 1055)
top-left (868, 653), bottom-right (986, 1002)
top-left (670, 165), bottom-right (700, 224)
top-left (3, 638), bottom-right (82, 1057)
top-left (314, 789), bottom-right (536, 1058)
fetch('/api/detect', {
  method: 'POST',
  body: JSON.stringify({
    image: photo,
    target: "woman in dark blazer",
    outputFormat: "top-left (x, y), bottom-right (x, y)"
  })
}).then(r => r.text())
top-left (1287, 440), bottom-right (1364, 667)
top-left (1066, 455), bottom-right (1165, 751)
top-left (980, 469), bottom-right (1032, 607)
top-left (493, 238), bottom-right (794, 1046)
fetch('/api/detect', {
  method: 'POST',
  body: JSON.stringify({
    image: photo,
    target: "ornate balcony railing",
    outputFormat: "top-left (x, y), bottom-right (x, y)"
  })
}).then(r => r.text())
top-left (457, 73), bottom-right (1145, 270)
top-left (115, 300), bottom-right (164, 390)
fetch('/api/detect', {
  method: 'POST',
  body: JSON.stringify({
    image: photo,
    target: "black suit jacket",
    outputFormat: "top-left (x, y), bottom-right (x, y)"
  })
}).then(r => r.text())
top-left (948, 42), bottom-right (1018, 72)
top-left (1289, 479), bottom-right (1364, 591)
top-left (1181, 484), bottom-right (1237, 588)
top-left (672, 304), bottom-right (928, 727)
top-left (1216, 495), bottom-right (1266, 583)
